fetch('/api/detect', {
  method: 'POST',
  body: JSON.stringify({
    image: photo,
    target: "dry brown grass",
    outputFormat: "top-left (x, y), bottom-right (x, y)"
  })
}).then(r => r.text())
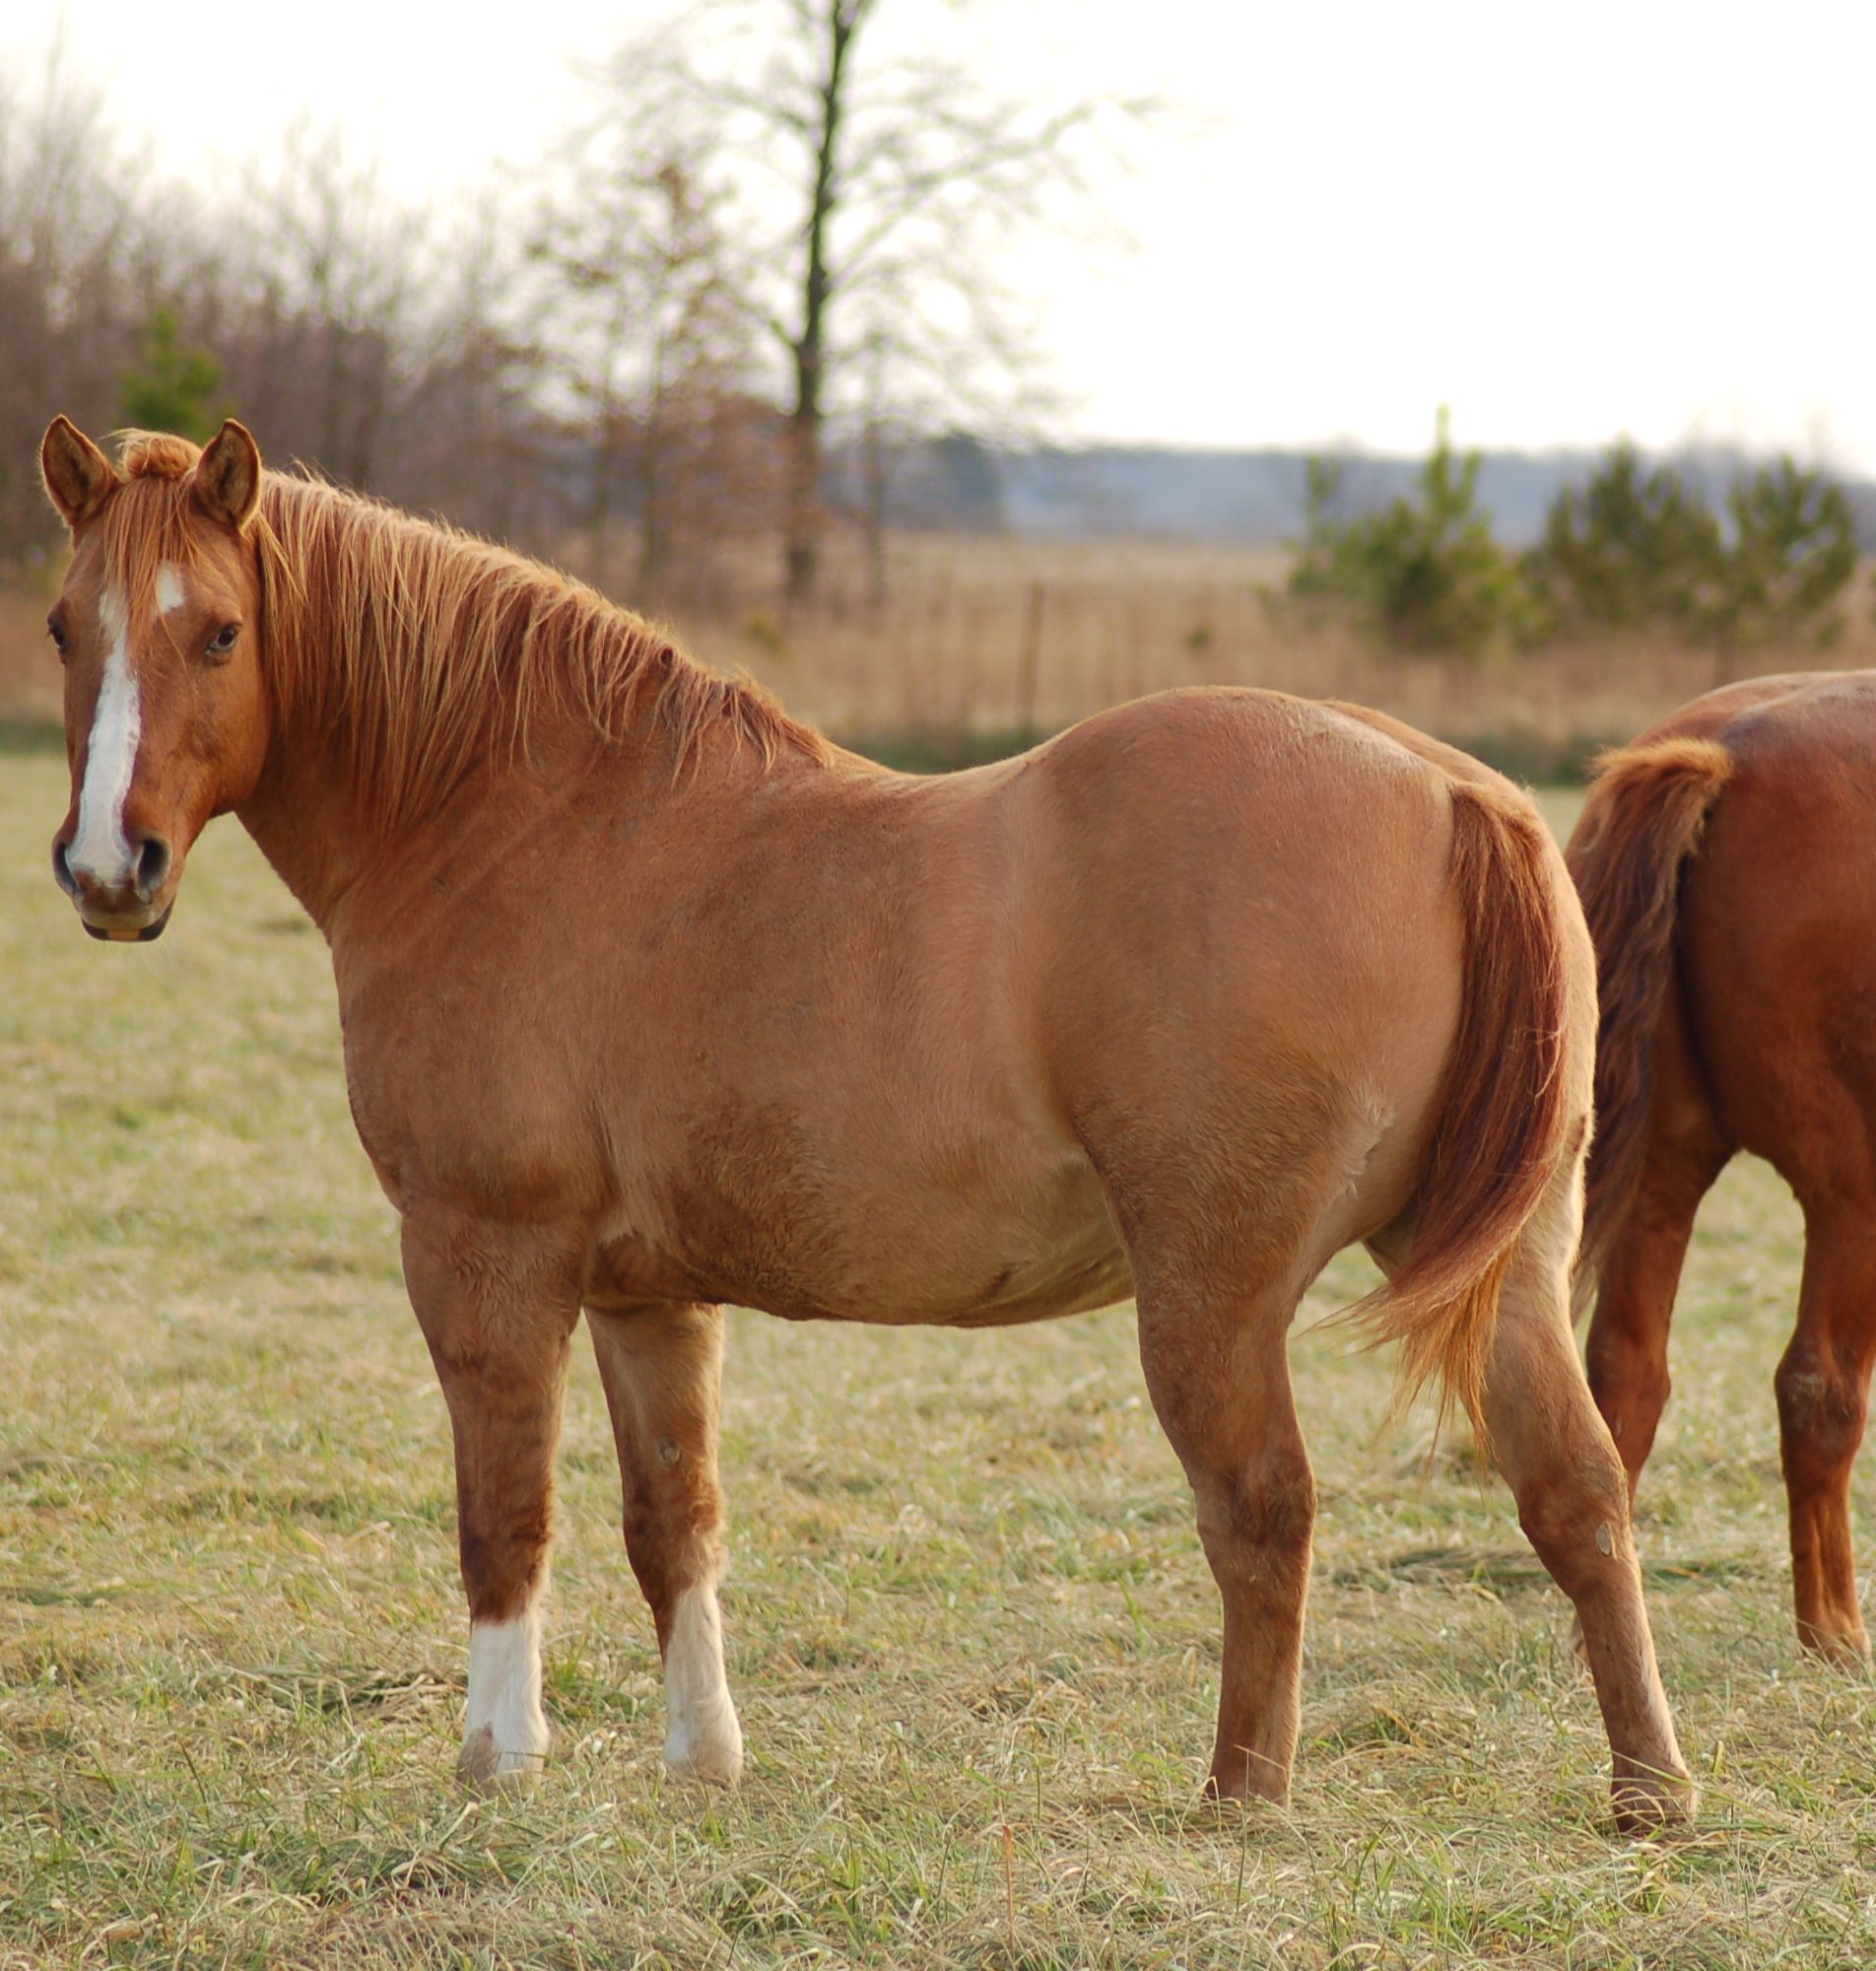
top-left (647, 534), bottom-right (1876, 756)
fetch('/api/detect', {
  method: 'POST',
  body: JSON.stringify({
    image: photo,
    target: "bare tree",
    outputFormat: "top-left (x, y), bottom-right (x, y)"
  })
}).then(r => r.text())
top-left (0, 40), bottom-right (141, 560)
top-left (0, 14), bottom-right (1145, 593)
top-left (587, 0), bottom-right (1145, 605)
top-left (387, 194), bottom-right (550, 546)
top-left (0, 47), bottom-right (594, 571)
top-left (227, 126), bottom-right (426, 491)
top-left (531, 126), bottom-right (758, 596)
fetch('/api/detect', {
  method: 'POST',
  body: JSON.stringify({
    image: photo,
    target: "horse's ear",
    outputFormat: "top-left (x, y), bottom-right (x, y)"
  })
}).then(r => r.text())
top-left (40, 417), bottom-right (121, 530)
top-left (194, 419), bottom-right (263, 532)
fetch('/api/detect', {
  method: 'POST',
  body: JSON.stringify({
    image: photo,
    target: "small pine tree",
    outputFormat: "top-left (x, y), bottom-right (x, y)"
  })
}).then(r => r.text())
top-left (1289, 409), bottom-right (1541, 658)
top-left (1708, 457), bottom-right (1856, 677)
top-left (119, 307), bottom-right (226, 442)
top-left (1526, 442), bottom-right (1720, 637)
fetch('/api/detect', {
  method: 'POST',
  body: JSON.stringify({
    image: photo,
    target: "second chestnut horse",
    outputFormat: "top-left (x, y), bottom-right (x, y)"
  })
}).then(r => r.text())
top-left (1571, 671), bottom-right (1876, 1664)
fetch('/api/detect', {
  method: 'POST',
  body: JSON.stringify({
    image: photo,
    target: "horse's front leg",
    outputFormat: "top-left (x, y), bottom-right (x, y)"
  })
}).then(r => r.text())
top-left (401, 1206), bottom-right (583, 1786)
top-left (586, 1299), bottom-right (743, 1783)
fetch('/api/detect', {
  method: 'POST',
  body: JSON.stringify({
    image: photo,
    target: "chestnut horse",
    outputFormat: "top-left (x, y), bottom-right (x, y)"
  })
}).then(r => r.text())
top-left (37, 416), bottom-right (1689, 1827)
top-left (1571, 671), bottom-right (1876, 1665)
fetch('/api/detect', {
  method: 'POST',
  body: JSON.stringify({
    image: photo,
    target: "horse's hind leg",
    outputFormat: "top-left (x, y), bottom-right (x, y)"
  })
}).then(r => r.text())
top-left (1486, 1185), bottom-right (1692, 1830)
top-left (1134, 1280), bottom-right (1315, 1802)
top-left (1583, 1004), bottom-right (1732, 1508)
top-left (1584, 1127), bottom-right (1730, 1507)
top-left (401, 1208), bottom-right (583, 1786)
top-left (1776, 1203), bottom-right (1876, 1664)
top-left (587, 1300), bottom-right (743, 1782)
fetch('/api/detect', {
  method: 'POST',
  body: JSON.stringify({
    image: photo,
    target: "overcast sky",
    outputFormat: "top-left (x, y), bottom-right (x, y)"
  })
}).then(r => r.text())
top-left (14, 1), bottom-right (1874, 469)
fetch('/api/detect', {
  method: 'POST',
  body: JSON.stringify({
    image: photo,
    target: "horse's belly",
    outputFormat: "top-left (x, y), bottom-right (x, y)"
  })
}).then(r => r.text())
top-left (920, 1242), bottom-right (1136, 1327)
top-left (762, 1226), bottom-right (1134, 1328)
top-left (598, 1139), bottom-right (1132, 1326)
top-left (864, 1207), bottom-right (1135, 1328)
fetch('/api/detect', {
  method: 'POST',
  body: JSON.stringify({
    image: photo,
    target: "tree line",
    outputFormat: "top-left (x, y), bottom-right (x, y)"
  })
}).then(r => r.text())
top-left (1290, 411), bottom-right (1864, 673)
top-left (8, 19), bottom-right (1860, 665)
top-left (1, 2), bottom-right (1140, 609)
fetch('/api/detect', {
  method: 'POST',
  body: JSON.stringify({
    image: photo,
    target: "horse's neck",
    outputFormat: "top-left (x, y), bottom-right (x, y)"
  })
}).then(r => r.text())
top-left (235, 752), bottom-right (392, 938)
top-left (234, 695), bottom-right (774, 944)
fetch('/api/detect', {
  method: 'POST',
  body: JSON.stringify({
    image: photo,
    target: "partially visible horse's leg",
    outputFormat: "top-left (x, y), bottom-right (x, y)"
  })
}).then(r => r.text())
top-left (1775, 1206), bottom-right (1876, 1664)
top-left (1584, 1129), bottom-right (1729, 1507)
top-left (1485, 1185), bottom-right (1692, 1831)
top-left (1134, 1281), bottom-right (1314, 1802)
top-left (401, 1208), bottom-right (583, 1785)
top-left (587, 1300), bottom-right (743, 1783)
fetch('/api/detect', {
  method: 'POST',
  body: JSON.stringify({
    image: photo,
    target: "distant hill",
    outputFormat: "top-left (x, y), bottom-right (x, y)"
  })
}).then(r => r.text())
top-left (871, 437), bottom-right (1876, 549)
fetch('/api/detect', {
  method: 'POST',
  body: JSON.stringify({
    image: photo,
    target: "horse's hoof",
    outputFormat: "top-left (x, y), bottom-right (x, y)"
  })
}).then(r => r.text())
top-left (1798, 1625), bottom-right (1871, 1669)
top-left (665, 1744), bottom-right (744, 1786)
top-left (664, 1710), bottom-right (745, 1786)
top-left (1203, 1765), bottom-right (1290, 1808)
top-left (457, 1723), bottom-right (548, 1790)
top-left (1611, 1765), bottom-right (1696, 1838)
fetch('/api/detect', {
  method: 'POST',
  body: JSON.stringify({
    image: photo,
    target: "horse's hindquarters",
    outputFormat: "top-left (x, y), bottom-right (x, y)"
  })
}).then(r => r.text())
top-left (1025, 693), bottom-right (1473, 1283)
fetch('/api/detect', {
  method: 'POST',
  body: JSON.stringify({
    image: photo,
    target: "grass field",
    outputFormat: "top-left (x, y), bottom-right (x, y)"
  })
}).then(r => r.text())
top-left (4, 750), bottom-right (1876, 1969)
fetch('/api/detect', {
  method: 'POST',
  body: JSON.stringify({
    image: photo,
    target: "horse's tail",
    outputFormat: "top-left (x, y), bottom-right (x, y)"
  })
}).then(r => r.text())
top-left (1349, 781), bottom-right (1580, 1440)
top-left (1565, 735), bottom-right (1734, 1289)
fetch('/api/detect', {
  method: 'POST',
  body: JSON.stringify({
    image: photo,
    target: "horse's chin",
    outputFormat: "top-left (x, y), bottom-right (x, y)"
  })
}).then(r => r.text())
top-left (82, 902), bottom-right (173, 944)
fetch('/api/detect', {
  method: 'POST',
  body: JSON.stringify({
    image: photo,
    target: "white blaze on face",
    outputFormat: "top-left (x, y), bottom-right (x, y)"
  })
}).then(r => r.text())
top-left (155, 562), bottom-right (186, 616)
top-left (460, 1602), bottom-right (551, 1783)
top-left (662, 1585), bottom-right (744, 1783)
top-left (68, 587), bottom-right (142, 889)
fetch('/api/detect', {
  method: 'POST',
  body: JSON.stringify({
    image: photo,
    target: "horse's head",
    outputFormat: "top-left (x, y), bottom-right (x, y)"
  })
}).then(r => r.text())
top-left (39, 417), bottom-right (271, 941)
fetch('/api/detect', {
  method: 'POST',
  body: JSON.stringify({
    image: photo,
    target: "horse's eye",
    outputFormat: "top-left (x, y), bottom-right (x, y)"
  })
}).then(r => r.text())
top-left (206, 623), bottom-right (240, 657)
top-left (47, 618), bottom-right (68, 659)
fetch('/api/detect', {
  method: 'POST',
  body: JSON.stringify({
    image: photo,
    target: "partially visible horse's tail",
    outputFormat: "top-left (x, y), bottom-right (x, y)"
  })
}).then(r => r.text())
top-left (1565, 736), bottom-right (1734, 1290)
top-left (1350, 782), bottom-right (1581, 1440)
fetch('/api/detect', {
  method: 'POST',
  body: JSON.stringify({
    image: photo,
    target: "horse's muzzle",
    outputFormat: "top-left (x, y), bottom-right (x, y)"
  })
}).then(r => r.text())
top-left (80, 903), bottom-right (173, 944)
top-left (53, 837), bottom-right (176, 942)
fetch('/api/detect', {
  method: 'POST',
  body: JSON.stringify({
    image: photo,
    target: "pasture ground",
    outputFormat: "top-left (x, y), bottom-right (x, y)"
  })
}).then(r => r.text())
top-left (3, 754), bottom-right (1875, 1969)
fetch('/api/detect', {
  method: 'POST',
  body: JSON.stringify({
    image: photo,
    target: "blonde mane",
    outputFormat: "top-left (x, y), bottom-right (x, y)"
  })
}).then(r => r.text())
top-left (106, 432), bottom-right (828, 828)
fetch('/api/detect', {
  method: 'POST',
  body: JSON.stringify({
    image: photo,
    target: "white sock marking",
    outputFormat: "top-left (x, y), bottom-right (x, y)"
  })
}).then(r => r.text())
top-left (69, 588), bottom-right (141, 890)
top-left (663, 1585), bottom-right (743, 1782)
top-left (463, 1605), bottom-right (550, 1779)
top-left (155, 563), bottom-right (186, 615)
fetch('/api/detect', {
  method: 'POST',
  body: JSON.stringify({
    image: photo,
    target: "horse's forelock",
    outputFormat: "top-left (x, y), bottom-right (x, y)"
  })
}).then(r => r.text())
top-left (116, 431), bottom-right (203, 481)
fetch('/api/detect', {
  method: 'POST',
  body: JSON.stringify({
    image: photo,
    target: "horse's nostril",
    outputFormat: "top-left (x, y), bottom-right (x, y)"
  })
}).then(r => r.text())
top-left (51, 839), bottom-right (77, 898)
top-left (134, 834), bottom-right (172, 900)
